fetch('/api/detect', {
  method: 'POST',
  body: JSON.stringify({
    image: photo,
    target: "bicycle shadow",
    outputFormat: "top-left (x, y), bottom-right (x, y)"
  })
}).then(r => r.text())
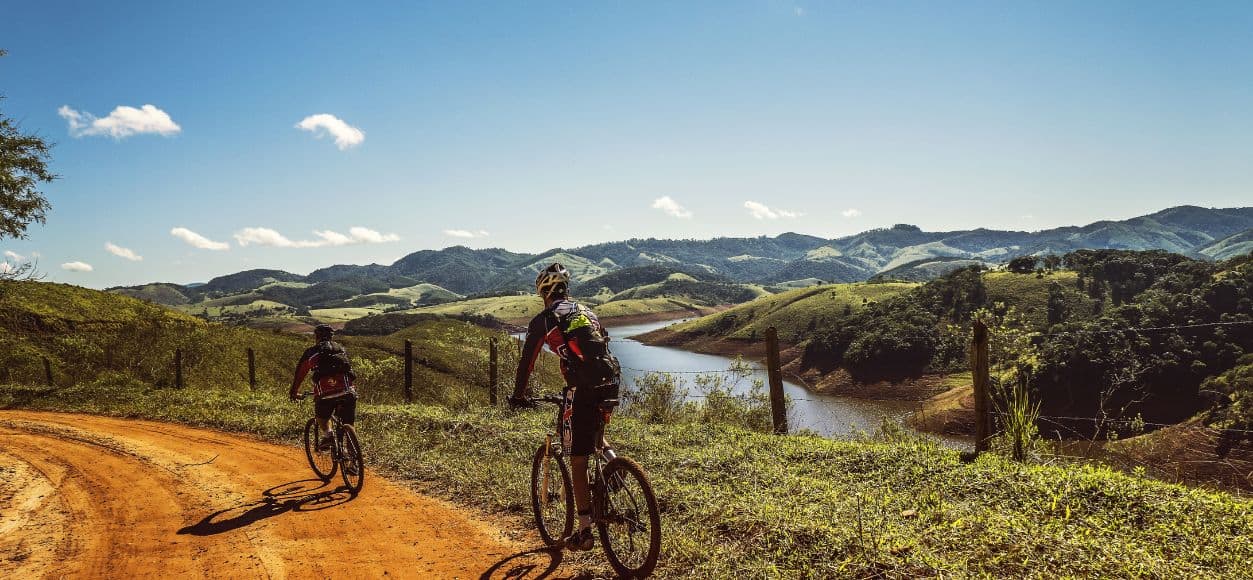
top-left (479, 546), bottom-right (599, 580)
top-left (177, 478), bottom-right (354, 536)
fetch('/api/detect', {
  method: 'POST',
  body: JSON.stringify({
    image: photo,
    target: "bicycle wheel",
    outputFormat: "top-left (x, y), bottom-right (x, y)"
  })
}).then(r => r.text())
top-left (303, 418), bottom-right (337, 481)
top-left (338, 425), bottom-right (365, 495)
top-left (530, 442), bottom-right (574, 546)
top-left (597, 456), bottom-right (661, 578)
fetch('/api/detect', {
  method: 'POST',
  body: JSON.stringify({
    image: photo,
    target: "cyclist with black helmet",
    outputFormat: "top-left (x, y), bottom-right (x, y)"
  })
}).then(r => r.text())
top-left (289, 324), bottom-right (358, 458)
top-left (510, 263), bottom-right (622, 552)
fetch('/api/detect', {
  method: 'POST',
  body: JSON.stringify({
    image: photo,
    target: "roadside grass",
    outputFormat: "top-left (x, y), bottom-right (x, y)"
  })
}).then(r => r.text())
top-left (669, 282), bottom-right (917, 342)
top-left (1, 379), bottom-right (1249, 579)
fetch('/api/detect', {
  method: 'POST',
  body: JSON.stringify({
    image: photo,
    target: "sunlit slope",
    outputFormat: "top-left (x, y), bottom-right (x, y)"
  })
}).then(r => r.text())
top-left (667, 282), bottom-right (917, 340)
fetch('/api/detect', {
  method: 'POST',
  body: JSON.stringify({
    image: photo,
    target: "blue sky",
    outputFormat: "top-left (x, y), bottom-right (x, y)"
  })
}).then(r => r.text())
top-left (2, 1), bottom-right (1251, 288)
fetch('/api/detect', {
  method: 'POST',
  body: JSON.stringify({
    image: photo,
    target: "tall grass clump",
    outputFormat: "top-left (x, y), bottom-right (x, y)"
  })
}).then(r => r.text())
top-left (623, 357), bottom-right (782, 433)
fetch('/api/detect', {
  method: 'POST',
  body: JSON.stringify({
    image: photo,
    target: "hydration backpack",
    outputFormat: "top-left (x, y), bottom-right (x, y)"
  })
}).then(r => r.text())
top-left (549, 301), bottom-right (620, 387)
top-left (314, 341), bottom-right (353, 379)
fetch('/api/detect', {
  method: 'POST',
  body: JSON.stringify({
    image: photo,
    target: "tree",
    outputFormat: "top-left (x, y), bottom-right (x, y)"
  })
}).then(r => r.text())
top-left (0, 49), bottom-right (55, 245)
top-left (1007, 255), bottom-right (1039, 274)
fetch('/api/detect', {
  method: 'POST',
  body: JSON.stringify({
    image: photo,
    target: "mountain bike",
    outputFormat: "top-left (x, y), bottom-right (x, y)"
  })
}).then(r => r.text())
top-left (299, 392), bottom-right (365, 495)
top-left (527, 394), bottom-right (661, 578)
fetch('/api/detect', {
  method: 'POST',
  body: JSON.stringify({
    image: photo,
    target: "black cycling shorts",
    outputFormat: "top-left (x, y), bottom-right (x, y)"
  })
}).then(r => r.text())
top-left (566, 383), bottom-right (618, 456)
top-left (315, 394), bottom-right (357, 425)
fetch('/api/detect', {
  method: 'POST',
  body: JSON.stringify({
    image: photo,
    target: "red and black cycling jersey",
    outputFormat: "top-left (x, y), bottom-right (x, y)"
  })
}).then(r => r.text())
top-left (290, 342), bottom-right (355, 400)
top-left (514, 299), bottom-right (608, 395)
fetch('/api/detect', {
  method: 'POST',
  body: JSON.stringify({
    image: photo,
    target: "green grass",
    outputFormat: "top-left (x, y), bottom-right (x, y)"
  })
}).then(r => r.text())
top-left (669, 282), bottom-right (917, 341)
top-left (1, 380), bottom-right (1248, 578)
top-left (0, 280), bottom-right (560, 404)
top-left (374, 282), bottom-right (463, 303)
top-left (983, 271), bottom-right (1095, 329)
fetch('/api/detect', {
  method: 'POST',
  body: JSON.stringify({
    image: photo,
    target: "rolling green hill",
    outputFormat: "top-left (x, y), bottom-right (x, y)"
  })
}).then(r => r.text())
top-left (0, 279), bottom-right (558, 405)
top-left (663, 282), bottom-right (918, 342)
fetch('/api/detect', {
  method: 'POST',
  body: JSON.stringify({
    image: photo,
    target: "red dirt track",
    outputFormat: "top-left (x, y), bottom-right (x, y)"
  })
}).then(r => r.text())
top-left (0, 411), bottom-right (571, 579)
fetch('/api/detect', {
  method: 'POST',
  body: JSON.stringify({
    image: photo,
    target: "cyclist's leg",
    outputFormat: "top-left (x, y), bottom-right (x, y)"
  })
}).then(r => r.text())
top-left (336, 394), bottom-right (358, 428)
top-left (566, 386), bottom-right (601, 548)
top-left (313, 398), bottom-right (335, 449)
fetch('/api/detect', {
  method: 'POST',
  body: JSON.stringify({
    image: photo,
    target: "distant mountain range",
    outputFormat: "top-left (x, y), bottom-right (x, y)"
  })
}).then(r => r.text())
top-left (111, 205), bottom-right (1253, 305)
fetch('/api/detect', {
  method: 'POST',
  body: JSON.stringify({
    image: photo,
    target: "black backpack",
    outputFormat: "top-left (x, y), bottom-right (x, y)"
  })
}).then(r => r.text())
top-left (314, 341), bottom-right (353, 379)
top-left (550, 303), bottom-right (620, 387)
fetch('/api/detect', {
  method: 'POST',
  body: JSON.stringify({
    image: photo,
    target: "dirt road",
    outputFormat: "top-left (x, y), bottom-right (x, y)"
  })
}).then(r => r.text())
top-left (0, 411), bottom-right (571, 579)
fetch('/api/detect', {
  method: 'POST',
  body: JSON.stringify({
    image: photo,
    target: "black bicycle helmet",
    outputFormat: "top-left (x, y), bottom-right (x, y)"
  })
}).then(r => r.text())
top-left (314, 324), bottom-right (334, 340)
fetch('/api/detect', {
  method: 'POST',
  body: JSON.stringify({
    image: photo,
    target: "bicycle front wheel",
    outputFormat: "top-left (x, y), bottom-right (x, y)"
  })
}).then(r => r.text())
top-left (530, 442), bottom-right (573, 546)
top-left (597, 456), bottom-right (661, 578)
top-left (304, 418), bottom-right (337, 481)
top-left (338, 425), bottom-right (365, 495)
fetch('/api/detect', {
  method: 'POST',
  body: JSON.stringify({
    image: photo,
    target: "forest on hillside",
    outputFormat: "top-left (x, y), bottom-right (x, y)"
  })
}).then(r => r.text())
top-left (799, 250), bottom-right (1252, 442)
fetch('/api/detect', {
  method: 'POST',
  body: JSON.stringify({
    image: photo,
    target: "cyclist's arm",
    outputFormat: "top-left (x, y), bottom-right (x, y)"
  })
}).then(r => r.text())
top-left (289, 350), bottom-right (317, 399)
top-left (512, 315), bottom-right (547, 399)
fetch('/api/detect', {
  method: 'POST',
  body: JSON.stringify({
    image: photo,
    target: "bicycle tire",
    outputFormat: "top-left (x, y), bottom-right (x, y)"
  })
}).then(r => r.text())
top-left (596, 456), bottom-right (661, 578)
top-left (530, 442), bottom-right (574, 546)
top-left (303, 418), bottom-right (337, 481)
top-left (338, 425), bottom-right (365, 495)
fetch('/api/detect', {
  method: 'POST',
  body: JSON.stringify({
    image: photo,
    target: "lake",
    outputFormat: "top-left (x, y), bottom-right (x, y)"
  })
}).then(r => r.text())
top-left (603, 319), bottom-right (968, 446)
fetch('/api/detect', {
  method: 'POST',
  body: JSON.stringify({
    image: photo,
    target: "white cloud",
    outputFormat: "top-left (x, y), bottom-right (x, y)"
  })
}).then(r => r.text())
top-left (61, 261), bottom-right (93, 272)
top-left (4, 250), bottom-right (23, 262)
top-left (841, 208), bottom-right (862, 218)
top-left (58, 104), bottom-right (181, 139)
top-left (295, 114), bottom-right (365, 150)
top-left (0, 262), bottom-right (10, 274)
top-left (795, 7), bottom-right (806, 16)
top-left (347, 226), bottom-right (401, 243)
top-left (651, 196), bottom-right (693, 219)
top-left (170, 227), bottom-right (230, 251)
top-left (443, 229), bottom-right (490, 239)
top-left (234, 226), bottom-right (400, 248)
top-left (744, 201), bottom-right (802, 220)
top-left (104, 242), bottom-right (143, 261)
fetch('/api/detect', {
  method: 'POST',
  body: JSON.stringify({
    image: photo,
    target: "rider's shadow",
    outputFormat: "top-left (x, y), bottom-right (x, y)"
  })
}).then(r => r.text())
top-left (177, 479), bottom-right (353, 536)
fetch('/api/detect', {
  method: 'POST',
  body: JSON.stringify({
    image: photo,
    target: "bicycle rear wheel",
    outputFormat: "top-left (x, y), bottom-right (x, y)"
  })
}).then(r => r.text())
top-left (303, 418), bottom-right (337, 481)
top-left (338, 425), bottom-right (365, 494)
top-left (530, 442), bottom-right (574, 546)
top-left (597, 456), bottom-right (661, 578)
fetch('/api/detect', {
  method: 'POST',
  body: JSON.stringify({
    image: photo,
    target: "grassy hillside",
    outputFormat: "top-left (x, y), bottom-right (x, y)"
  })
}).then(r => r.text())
top-left (0, 280), bottom-right (558, 405)
top-left (4, 278), bottom-right (1252, 577)
top-left (665, 282), bottom-right (917, 342)
top-left (1, 382), bottom-right (1248, 578)
top-left (982, 271), bottom-right (1095, 328)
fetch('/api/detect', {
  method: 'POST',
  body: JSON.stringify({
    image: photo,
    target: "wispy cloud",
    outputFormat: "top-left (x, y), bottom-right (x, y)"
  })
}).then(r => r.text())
top-left (4, 250), bottom-right (24, 262)
top-left (171, 227), bottom-right (231, 250)
top-left (295, 114), bottom-right (365, 150)
top-left (794, 6), bottom-right (806, 16)
top-left (58, 104), bottom-right (181, 139)
top-left (651, 196), bottom-right (693, 219)
top-left (234, 226), bottom-right (399, 248)
top-left (61, 261), bottom-right (93, 272)
top-left (104, 242), bottom-right (143, 261)
top-left (443, 229), bottom-right (490, 239)
top-left (744, 201), bottom-right (802, 220)
top-left (841, 208), bottom-right (862, 218)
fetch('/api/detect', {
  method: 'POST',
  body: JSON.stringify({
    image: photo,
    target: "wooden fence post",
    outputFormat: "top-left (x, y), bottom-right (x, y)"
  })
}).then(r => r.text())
top-left (764, 326), bottom-right (788, 435)
top-left (489, 338), bottom-right (499, 406)
top-left (247, 348), bottom-right (256, 390)
top-left (972, 319), bottom-right (991, 453)
top-left (175, 348), bottom-right (184, 389)
top-left (404, 339), bottom-right (414, 403)
top-left (43, 357), bottom-right (53, 387)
